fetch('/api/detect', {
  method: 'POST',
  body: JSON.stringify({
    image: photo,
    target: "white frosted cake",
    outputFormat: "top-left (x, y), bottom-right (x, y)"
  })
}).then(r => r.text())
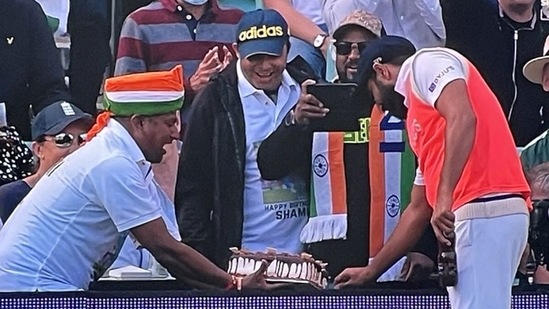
top-left (227, 247), bottom-right (329, 289)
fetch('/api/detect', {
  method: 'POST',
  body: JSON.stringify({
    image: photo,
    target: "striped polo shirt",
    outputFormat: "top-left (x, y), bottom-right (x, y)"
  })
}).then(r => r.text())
top-left (115, 0), bottom-right (243, 91)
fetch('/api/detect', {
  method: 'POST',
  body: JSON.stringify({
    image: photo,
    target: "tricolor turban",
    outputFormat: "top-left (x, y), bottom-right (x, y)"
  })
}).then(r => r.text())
top-left (87, 65), bottom-right (184, 140)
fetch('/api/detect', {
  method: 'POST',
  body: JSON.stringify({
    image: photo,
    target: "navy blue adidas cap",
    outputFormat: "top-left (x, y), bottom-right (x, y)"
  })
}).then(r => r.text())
top-left (236, 9), bottom-right (289, 59)
top-left (357, 36), bottom-right (416, 83)
top-left (31, 101), bottom-right (93, 140)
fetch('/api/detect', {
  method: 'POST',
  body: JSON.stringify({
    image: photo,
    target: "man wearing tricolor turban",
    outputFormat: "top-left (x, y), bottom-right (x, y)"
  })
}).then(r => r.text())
top-left (0, 66), bottom-right (269, 292)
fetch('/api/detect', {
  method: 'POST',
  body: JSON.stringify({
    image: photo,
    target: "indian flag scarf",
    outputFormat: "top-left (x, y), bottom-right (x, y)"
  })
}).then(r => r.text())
top-left (368, 106), bottom-right (415, 257)
top-left (300, 118), bottom-right (370, 244)
top-left (300, 106), bottom-right (415, 253)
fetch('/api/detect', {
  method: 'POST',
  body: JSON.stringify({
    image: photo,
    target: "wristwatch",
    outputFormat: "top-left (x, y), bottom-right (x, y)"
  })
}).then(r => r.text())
top-left (284, 110), bottom-right (296, 127)
top-left (313, 34), bottom-right (327, 49)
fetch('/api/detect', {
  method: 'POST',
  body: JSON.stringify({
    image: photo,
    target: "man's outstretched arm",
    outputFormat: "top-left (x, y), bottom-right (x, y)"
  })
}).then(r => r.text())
top-left (132, 218), bottom-right (232, 289)
top-left (334, 185), bottom-right (432, 288)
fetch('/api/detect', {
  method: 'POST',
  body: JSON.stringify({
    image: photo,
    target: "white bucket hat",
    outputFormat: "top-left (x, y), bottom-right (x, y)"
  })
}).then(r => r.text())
top-left (523, 35), bottom-right (549, 84)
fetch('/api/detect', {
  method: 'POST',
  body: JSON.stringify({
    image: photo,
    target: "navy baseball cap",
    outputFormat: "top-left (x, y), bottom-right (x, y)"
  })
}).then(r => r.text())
top-left (236, 9), bottom-right (289, 59)
top-left (356, 36), bottom-right (416, 83)
top-left (31, 101), bottom-right (93, 140)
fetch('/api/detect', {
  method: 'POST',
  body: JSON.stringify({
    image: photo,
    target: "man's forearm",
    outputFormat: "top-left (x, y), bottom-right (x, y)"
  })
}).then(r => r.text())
top-left (180, 275), bottom-right (227, 290)
top-left (368, 201), bottom-right (432, 278)
top-left (153, 239), bottom-right (231, 289)
top-left (437, 115), bottom-right (476, 201)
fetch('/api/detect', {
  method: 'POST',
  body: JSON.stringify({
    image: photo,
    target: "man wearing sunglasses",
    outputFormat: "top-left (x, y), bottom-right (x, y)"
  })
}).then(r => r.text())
top-left (331, 10), bottom-right (382, 84)
top-left (257, 11), bottom-right (383, 275)
top-left (258, 11), bottom-right (437, 282)
top-left (0, 101), bottom-right (93, 227)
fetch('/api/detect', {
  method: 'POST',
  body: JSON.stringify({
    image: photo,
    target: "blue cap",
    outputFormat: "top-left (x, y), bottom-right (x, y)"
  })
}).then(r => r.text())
top-left (356, 36), bottom-right (416, 84)
top-left (31, 101), bottom-right (93, 140)
top-left (236, 9), bottom-right (289, 59)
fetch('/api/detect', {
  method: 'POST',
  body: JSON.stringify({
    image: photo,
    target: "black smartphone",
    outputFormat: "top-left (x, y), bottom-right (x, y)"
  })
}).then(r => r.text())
top-left (307, 83), bottom-right (367, 132)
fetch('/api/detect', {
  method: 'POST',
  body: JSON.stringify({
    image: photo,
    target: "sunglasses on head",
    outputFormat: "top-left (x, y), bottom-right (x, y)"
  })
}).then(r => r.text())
top-left (334, 41), bottom-right (369, 56)
top-left (38, 132), bottom-right (87, 148)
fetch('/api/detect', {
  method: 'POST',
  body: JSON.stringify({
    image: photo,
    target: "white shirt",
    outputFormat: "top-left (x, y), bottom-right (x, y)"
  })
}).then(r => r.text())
top-left (0, 120), bottom-right (172, 291)
top-left (109, 177), bottom-right (181, 271)
top-left (321, 0), bottom-right (446, 49)
top-left (292, 0), bottom-right (325, 26)
top-left (394, 48), bottom-right (467, 185)
top-left (237, 60), bottom-right (308, 254)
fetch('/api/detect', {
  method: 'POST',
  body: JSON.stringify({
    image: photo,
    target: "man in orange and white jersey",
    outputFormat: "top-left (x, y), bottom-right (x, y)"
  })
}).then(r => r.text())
top-left (334, 36), bottom-right (531, 309)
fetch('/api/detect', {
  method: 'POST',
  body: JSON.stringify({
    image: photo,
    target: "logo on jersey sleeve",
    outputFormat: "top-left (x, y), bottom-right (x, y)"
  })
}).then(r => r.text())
top-left (428, 66), bottom-right (455, 92)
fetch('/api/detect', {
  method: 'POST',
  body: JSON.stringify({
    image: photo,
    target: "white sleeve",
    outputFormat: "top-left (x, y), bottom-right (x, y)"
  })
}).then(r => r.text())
top-left (321, 0), bottom-right (361, 34)
top-left (411, 50), bottom-right (467, 107)
top-left (414, 167), bottom-right (426, 186)
top-left (411, 0), bottom-right (446, 45)
top-left (91, 156), bottom-right (162, 233)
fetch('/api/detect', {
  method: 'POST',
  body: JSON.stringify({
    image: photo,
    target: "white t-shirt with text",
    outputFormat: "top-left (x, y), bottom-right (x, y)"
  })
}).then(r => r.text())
top-left (237, 60), bottom-right (308, 254)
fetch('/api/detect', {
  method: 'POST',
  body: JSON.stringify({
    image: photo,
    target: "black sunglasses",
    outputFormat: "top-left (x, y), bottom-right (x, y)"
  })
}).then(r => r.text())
top-left (334, 41), bottom-right (369, 56)
top-left (39, 132), bottom-right (87, 148)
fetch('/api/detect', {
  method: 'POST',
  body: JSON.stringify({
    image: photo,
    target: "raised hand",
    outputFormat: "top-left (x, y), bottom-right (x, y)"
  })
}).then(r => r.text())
top-left (189, 46), bottom-right (224, 92)
top-left (294, 79), bottom-right (329, 125)
top-left (220, 45), bottom-right (233, 71)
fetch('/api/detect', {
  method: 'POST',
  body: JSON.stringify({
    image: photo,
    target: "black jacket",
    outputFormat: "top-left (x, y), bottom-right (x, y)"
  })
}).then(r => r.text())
top-left (442, 0), bottom-right (549, 146)
top-left (0, 0), bottom-right (70, 140)
top-left (175, 57), bottom-right (318, 268)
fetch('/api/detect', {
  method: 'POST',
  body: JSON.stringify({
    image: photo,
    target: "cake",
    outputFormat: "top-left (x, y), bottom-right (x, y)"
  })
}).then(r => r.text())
top-left (226, 247), bottom-right (329, 289)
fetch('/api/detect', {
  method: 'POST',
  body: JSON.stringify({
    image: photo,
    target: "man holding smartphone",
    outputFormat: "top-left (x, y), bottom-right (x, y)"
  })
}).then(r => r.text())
top-left (258, 11), bottom-right (437, 282)
top-left (258, 10), bottom-right (381, 277)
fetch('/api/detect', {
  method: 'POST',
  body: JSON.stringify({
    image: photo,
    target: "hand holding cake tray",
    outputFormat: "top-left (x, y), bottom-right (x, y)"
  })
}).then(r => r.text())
top-left (227, 247), bottom-right (330, 289)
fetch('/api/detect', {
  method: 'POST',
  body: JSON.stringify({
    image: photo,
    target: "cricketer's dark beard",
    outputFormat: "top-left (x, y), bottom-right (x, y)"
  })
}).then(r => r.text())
top-left (377, 82), bottom-right (408, 120)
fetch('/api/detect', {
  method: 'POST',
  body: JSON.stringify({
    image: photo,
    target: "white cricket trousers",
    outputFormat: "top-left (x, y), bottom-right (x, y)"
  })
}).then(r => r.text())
top-left (447, 201), bottom-right (528, 309)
